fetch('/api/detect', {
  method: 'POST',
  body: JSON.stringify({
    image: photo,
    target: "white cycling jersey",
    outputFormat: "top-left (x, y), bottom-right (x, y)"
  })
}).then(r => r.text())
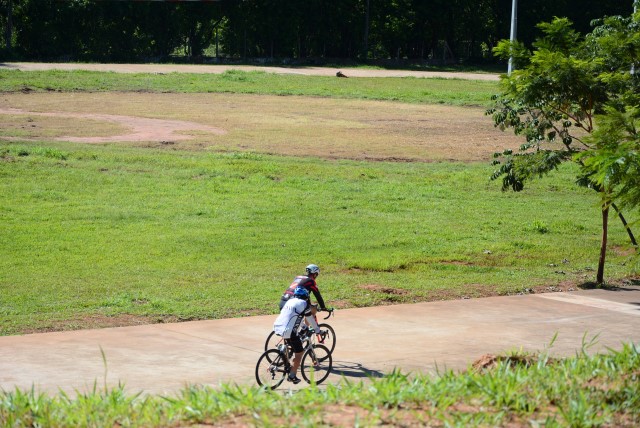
top-left (273, 297), bottom-right (319, 339)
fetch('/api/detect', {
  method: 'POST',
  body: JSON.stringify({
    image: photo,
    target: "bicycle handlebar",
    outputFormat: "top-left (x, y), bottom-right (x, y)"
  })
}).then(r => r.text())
top-left (321, 307), bottom-right (335, 320)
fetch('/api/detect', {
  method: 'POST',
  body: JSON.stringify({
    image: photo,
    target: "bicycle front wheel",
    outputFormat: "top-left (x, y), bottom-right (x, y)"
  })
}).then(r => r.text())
top-left (255, 350), bottom-right (287, 390)
top-left (300, 344), bottom-right (332, 385)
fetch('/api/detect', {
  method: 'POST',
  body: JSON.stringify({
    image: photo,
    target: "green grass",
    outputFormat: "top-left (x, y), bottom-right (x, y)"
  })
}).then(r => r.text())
top-left (1, 141), bottom-right (638, 335)
top-left (0, 69), bottom-right (498, 106)
top-left (2, 342), bottom-right (639, 427)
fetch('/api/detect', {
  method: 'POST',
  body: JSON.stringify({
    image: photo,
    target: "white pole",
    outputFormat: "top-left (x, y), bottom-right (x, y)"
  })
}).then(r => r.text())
top-left (633, 1), bottom-right (637, 74)
top-left (508, 0), bottom-right (518, 75)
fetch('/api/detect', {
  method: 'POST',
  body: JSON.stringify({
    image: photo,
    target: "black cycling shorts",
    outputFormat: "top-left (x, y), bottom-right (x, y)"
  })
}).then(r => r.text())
top-left (286, 333), bottom-right (304, 353)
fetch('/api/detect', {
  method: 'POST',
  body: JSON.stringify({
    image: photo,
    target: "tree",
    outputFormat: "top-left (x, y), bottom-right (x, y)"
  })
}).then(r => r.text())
top-left (488, 9), bottom-right (639, 284)
top-left (578, 8), bottom-right (640, 265)
top-left (173, 2), bottom-right (222, 59)
top-left (1, 0), bottom-right (13, 51)
top-left (2, 0), bottom-right (632, 63)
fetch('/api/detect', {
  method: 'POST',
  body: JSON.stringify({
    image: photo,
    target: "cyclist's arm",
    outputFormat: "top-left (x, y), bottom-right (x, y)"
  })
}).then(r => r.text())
top-left (302, 302), bottom-right (320, 331)
top-left (305, 314), bottom-right (319, 331)
top-left (310, 288), bottom-right (327, 310)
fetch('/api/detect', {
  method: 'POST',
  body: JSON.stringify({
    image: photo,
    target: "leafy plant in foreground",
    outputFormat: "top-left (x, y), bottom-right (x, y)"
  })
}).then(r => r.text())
top-left (0, 343), bottom-right (638, 426)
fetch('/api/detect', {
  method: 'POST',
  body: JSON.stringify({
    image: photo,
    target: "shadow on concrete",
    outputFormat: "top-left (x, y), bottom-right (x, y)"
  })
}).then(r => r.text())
top-left (331, 361), bottom-right (384, 379)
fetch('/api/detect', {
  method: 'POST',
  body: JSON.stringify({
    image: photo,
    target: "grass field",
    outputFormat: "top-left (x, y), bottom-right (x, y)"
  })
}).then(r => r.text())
top-left (0, 69), bottom-right (638, 336)
top-left (1, 140), bottom-right (638, 335)
top-left (0, 68), bottom-right (497, 106)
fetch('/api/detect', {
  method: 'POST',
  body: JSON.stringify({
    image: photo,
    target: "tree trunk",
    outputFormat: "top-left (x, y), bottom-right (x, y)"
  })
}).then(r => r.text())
top-left (597, 204), bottom-right (609, 284)
top-left (589, 186), bottom-right (636, 249)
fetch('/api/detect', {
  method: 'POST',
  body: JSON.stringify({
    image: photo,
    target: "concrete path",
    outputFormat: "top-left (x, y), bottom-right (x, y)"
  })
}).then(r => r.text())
top-left (1, 286), bottom-right (639, 396)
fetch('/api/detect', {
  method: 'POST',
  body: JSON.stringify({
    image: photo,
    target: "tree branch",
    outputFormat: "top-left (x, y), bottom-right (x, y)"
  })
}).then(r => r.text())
top-left (611, 202), bottom-right (638, 247)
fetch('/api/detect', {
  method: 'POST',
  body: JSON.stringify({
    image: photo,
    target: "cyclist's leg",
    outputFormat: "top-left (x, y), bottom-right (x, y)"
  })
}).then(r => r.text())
top-left (286, 335), bottom-right (304, 381)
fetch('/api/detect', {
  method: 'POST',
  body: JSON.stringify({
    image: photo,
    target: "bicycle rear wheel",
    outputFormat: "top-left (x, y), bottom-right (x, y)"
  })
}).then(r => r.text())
top-left (300, 344), bottom-right (332, 385)
top-left (317, 323), bottom-right (336, 356)
top-left (264, 331), bottom-right (282, 352)
top-left (255, 350), bottom-right (288, 390)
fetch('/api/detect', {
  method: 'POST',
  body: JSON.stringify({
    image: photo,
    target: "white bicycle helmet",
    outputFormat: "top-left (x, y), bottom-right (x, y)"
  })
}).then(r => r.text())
top-left (305, 264), bottom-right (320, 275)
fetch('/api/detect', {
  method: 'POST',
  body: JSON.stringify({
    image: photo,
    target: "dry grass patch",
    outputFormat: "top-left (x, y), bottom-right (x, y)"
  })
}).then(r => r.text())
top-left (0, 92), bottom-right (520, 162)
top-left (20, 314), bottom-right (182, 334)
top-left (0, 112), bottom-right (128, 139)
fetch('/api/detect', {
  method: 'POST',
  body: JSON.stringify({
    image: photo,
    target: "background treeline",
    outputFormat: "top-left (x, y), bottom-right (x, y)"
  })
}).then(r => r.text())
top-left (0, 0), bottom-right (632, 65)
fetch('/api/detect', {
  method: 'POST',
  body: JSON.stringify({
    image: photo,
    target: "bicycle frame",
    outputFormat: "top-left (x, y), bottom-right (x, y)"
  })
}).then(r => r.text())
top-left (264, 307), bottom-right (336, 357)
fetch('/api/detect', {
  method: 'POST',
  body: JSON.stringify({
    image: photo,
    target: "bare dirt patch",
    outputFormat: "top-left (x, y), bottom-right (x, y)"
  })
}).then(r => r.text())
top-left (352, 277), bottom-right (640, 310)
top-left (0, 107), bottom-right (225, 143)
top-left (357, 284), bottom-right (416, 304)
top-left (0, 92), bottom-right (520, 162)
top-left (611, 245), bottom-right (637, 257)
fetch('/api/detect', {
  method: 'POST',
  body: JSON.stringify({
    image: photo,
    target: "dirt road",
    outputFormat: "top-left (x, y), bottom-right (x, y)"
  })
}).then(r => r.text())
top-left (1, 62), bottom-right (501, 81)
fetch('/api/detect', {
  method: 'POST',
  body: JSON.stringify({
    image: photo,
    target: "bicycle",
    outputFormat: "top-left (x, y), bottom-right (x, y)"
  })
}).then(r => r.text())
top-left (255, 329), bottom-right (333, 390)
top-left (264, 308), bottom-right (336, 358)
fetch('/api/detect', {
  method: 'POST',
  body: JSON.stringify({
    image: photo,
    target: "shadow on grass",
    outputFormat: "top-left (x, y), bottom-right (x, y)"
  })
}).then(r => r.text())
top-left (331, 361), bottom-right (384, 379)
top-left (577, 277), bottom-right (640, 291)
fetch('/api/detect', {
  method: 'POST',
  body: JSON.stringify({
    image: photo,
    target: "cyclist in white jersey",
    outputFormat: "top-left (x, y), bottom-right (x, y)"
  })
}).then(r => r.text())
top-left (273, 286), bottom-right (320, 384)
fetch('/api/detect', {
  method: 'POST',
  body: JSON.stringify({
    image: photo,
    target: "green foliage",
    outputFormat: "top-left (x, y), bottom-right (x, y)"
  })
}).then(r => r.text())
top-left (577, 11), bottom-right (640, 212)
top-left (1, 343), bottom-right (639, 426)
top-left (579, 106), bottom-right (640, 210)
top-left (492, 39), bottom-right (530, 70)
top-left (491, 147), bottom-right (572, 191)
top-left (489, 11), bottom-right (639, 199)
top-left (533, 18), bottom-right (583, 53)
top-left (3, 0), bottom-right (223, 61)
